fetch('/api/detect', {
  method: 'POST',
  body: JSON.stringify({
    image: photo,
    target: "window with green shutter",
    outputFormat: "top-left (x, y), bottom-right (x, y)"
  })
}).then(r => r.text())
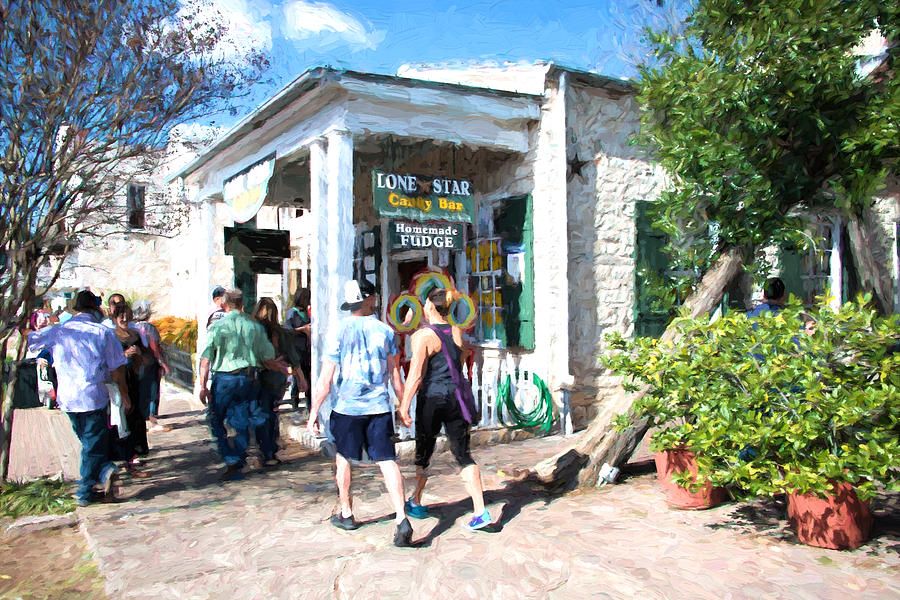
top-left (465, 195), bottom-right (534, 349)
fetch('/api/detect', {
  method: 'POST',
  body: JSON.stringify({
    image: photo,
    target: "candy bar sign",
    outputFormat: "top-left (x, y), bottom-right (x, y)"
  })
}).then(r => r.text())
top-left (373, 169), bottom-right (474, 223)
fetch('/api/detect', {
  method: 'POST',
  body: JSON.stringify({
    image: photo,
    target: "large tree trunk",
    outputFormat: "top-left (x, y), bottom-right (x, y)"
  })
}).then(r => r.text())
top-left (0, 333), bottom-right (28, 481)
top-left (532, 245), bottom-right (746, 489)
top-left (846, 215), bottom-right (893, 315)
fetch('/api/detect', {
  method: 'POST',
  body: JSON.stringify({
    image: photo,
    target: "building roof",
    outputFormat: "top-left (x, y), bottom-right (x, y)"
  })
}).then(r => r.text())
top-left (171, 63), bottom-right (634, 183)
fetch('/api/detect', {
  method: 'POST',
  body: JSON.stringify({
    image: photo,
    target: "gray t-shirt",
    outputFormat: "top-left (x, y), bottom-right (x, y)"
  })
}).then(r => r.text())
top-left (325, 316), bottom-right (398, 416)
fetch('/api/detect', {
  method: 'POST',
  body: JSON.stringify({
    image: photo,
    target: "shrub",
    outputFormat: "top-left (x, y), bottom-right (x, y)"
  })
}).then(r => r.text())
top-left (608, 295), bottom-right (900, 501)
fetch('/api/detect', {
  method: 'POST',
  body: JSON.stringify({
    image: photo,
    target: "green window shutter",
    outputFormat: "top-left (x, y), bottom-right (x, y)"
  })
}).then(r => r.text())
top-left (494, 195), bottom-right (535, 350)
top-left (634, 200), bottom-right (669, 338)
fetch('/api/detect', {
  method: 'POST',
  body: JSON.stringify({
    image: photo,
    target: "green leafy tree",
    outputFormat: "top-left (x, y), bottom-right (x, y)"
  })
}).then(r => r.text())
top-left (0, 0), bottom-right (267, 479)
top-left (635, 0), bottom-right (898, 315)
top-left (534, 0), bottom-right (898, 489)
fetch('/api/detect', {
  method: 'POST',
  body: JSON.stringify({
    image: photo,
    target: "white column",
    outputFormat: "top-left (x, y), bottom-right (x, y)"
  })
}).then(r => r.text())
top-left (190, 197), bottom-right (217, 394)
top-left (531, 72), bottom-right (572, 397)
top-left (309, 138), bottom-right (329, 389)
top-left (326, 130), bottom-right (355, 324)
top-left (309, 131), bottom-right (355, 435)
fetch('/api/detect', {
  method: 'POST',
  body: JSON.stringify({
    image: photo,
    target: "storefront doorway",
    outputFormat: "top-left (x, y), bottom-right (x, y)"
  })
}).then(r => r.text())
top-left (396, 256), bottom-right (429, 291)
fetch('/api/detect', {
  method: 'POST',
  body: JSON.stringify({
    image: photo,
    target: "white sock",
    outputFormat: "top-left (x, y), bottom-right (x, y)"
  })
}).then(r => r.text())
top-left (396, 513), bottom-right (407, 524)
top-left (341, 507), bottom-right (352, 518)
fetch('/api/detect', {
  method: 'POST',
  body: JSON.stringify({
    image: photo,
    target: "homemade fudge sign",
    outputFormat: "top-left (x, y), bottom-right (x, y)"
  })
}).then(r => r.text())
top-left (389, 220), bottom-right (464, 250)
top-left (373, 169), bottom-right (474, 223)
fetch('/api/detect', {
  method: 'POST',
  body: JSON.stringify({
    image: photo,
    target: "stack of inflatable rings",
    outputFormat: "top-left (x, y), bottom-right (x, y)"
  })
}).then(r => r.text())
top-left (448, 293), bottom-right (477, 330)
top-left (387, 294), bottom-right (423, 333)
top-left (411, 271), bottom-right (452, 302)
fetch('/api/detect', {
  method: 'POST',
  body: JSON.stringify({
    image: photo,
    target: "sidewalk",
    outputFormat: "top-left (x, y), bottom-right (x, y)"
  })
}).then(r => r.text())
top-left (68, 386), bottom-right (898, 600)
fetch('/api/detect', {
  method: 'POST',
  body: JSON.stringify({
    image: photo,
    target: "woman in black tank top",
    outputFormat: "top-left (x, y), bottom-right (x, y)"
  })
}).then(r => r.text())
top-left (398, 288), bottom-right (492, 531)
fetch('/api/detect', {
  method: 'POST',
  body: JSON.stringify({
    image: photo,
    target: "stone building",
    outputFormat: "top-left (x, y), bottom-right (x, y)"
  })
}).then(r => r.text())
top-left (170, 62), bottom-right (667, 427)
top-left (43, 125), bottom-right (221, 318)
top-left (48, 60), bottom-right (900, 430)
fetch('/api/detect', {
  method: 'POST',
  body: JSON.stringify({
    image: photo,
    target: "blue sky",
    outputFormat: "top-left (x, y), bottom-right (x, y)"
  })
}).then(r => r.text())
top-left (198, 0), bottom-right (682, 126)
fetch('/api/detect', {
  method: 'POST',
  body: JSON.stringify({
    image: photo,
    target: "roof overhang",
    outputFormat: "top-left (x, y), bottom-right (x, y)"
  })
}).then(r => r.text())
top-left (172, 67), bottom-right (542, 200)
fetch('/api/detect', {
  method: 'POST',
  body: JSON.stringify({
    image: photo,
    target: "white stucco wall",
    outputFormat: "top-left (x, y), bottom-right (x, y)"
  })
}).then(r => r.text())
top-left (397, 61), bottom-right (551, 95)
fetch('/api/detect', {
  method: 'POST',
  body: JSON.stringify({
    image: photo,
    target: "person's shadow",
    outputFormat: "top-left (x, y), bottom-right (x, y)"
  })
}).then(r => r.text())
top-left (355, 451), bottom-right (590, 546)
top-left (406, 477), bottom-right (560, 547)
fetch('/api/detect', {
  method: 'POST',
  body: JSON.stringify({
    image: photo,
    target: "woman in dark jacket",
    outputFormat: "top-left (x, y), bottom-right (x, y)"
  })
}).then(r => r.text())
top-left (398, 287), bottom-right (489, 531)
top-left (110, 303), bottom-right (150, 478)
top-left (252, 298), bottom-right (307, 465)
top-left (284, 288), bottom-right (312, 410)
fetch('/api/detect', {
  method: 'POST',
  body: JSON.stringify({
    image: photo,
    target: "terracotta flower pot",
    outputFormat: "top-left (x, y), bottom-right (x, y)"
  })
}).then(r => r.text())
top-left (787, 482), bottom-right (873, 550)
top-left (654, 449), bottom-right (726, 510)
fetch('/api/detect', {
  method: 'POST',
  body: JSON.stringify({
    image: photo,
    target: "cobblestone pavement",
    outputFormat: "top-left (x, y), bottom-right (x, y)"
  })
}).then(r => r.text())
top-left (71, 385), bottom-right (898, 600)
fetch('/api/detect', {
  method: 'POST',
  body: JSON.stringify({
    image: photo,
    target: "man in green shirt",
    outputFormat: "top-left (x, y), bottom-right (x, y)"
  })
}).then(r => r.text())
top-left (198, 290), bottom-right (285, 481)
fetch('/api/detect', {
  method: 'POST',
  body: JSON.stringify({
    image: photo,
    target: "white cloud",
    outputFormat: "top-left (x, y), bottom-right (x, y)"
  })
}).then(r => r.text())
top-left (281, 1), bottom-right (383, 51)
top-left (179, 0), bottom-right (273, 60)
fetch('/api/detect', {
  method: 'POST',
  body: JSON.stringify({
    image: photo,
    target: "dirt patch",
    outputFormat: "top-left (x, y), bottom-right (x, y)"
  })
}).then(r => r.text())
top-left (0, 522), bottom-right (107, 600)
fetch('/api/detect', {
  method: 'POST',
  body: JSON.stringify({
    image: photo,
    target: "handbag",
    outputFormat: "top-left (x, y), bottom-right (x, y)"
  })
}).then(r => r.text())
top-left (106, 383), bottom-right (130, 439)
top-left (426, 325), bottom-right (479, 425)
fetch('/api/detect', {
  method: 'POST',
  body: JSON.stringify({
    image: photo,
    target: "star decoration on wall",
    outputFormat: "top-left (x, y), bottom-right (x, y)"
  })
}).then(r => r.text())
top-left (567, 154), bottom-right (589, 182)
top-left (417, 177), bottom-right (433, 195)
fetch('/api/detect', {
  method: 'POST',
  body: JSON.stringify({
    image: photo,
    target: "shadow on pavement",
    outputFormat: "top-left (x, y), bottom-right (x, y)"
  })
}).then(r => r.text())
top-left (120, 438), bottom-right (328, 504)
top-left (156, 410), bottom-right (205, 420)
top-left (411, 477), bottom-right (564, 547)
top-left (706, 490), bottom-right (900, 553)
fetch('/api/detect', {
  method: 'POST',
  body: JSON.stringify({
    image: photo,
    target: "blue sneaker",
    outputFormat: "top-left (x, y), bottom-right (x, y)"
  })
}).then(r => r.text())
top-left (463, 509), bottom-right (491, 531)
top-left (404, 498), bottom-right (429, 519)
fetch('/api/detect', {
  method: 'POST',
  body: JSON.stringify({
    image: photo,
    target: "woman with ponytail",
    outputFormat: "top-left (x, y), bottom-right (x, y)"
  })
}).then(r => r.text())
top-left (398, 287), bottom-right (490, 531)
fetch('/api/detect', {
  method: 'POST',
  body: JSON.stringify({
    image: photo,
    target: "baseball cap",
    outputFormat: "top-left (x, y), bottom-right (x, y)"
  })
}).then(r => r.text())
top-left (340, 279), bottom-right (377, 311)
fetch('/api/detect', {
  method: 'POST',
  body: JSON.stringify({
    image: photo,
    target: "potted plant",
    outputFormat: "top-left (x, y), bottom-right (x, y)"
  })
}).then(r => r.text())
top-left (610, 295), bottom-right (900, 548)
top-left (687, 296), bottom-right (900, 549)
top-left (606, 324), bottom-right (730, 510)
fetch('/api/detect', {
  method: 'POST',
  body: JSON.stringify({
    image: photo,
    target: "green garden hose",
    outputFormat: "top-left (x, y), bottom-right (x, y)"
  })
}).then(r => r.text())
top-left (498, 372), bottom-right (555, 432)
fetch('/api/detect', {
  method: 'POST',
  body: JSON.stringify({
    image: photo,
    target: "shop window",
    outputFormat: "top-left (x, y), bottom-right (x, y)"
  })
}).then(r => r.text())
top-left (779, 220), bottom-right (834, 306)
top-left (354, 226), bottom-right (381, 288)
top-left (466, 195), bottom-right (534, 349)
top-left (126, 184), bottom-right (145, 229)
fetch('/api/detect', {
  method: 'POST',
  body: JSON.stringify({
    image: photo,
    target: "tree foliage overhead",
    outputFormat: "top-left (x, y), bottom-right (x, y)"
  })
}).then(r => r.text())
top-left (635, 0), bottom-right (898, 280)
top-left (533, 0), bottom-right (899, 490)
top-left (0, 0), bottom-right (267, 341)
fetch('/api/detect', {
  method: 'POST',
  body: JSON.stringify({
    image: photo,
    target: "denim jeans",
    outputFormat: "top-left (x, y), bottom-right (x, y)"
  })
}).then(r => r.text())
top-left (208, 373), bottom-right (254, 466)
top-left (138, 366), bottom-right (160, 420)
top-left (253, 385), bottom-right (281, 460)
top-left (67, 408), bottom-right (115, 503)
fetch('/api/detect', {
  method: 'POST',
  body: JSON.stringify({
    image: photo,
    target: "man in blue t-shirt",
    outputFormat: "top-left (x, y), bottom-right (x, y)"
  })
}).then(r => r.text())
top-left (307, 279), bottom-right (412, 547)
top-left (747, 277), bottom-right (787, 318)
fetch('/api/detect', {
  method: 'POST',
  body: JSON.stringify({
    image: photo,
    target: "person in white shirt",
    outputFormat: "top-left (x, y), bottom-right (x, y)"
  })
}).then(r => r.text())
top-left (28, 291), bottom-right (132, 506)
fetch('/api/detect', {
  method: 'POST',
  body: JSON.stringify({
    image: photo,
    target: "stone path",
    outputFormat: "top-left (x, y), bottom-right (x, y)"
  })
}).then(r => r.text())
top-left (28, 385), bottom-right (900, 599)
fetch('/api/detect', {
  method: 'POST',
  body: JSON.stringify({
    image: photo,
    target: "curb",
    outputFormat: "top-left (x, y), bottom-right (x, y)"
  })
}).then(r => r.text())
top-left (3, 512), bottom-right (79, 539)
top-left (278, 411), bottom-right (540, 459)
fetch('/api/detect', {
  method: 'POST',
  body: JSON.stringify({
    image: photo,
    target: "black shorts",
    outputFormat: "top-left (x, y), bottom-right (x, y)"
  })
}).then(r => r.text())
top-left (330, 412), bottom-right (396, 462)
top-left (414, 394), bottom-right (475, 469)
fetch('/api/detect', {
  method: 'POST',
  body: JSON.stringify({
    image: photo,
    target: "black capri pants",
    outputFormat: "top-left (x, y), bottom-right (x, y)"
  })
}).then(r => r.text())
top-left (414, 392), bottom-right (476, 469)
